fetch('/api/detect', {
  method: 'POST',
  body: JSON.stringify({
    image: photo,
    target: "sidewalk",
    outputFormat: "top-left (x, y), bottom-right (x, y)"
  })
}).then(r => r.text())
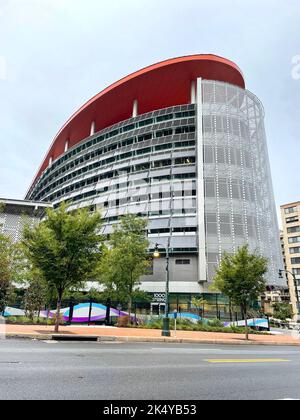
top-left (3, 324), bottom-right (300, 346)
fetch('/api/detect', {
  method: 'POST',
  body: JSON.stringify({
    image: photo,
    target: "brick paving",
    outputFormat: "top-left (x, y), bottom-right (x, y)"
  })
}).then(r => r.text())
top-left (3, 324), bottom-right (300, 345)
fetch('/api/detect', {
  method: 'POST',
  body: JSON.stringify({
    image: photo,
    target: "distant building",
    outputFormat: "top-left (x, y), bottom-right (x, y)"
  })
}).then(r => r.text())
top-left (280, 202), bottom-right (300, 320)
top-left (0, 198), bottom-right (51, 243)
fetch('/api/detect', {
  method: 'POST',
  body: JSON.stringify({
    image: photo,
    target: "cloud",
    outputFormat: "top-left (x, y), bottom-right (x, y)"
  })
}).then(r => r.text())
top-left (0, 56), bottom-right (7, 80)
top-left (292, 55), bottom-right (300, 81)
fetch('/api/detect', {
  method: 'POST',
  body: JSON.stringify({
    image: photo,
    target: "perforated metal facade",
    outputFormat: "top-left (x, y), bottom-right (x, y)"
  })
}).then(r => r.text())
top-left (201, 80), bottom-right (283, 287)
top-left (0, 199), bottom-right (51, 243)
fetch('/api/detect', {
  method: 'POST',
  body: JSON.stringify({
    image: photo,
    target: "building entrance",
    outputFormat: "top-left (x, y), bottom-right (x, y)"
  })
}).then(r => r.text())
top-left (150, 303), bottom-right (166, 316)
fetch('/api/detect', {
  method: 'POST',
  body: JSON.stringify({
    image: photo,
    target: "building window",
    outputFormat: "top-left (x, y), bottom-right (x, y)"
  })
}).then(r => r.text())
top-left (138, 118), bottom-right (154, 127)
top-left (153, 159), bottom-right (172, 168)
top-left (175, 259), bottom-right (191, 265)
top-left (175, 126), bottom-right (196, 135)
top-left (137, 133), bottom-right (152, 143)
top-left (285, 206), bottom-right (298, 215)
top-left (291, 257), bottom-right (300, 265)
top-left (149, 228), bottom-right (170, 235)
top-left (293, 268), bottom-right (300, 275)
top-left (175, 111), bottom-right (196, 118)
top-left (136, 147), bottom-right (152, 156)
top-left (173, 227), bottom-right (197, 233)
top-left (155, 143), bottom-right (172, 152)
top-left (289, 236), bottom-right (300, 244)
top-left (156, 129), bottom-right (173, 138)
top-left (286, 217), bottom-right (299, 224)
top-left (121, 138), bottom-right (134, 147)
top-left (175, 157), bottom-right (195, 165)
top-left (156, 114), bottom-right (173, 123)
top-left (287, 226), bottom-right (300, 234)
top-left (122, 124), bottom-right (135, 132)
top-left (290, 247), bottom-right (300, 254)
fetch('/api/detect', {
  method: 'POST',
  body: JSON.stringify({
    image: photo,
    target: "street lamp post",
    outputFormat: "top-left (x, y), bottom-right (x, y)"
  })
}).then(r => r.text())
top-left (154, 241), bottom-right (171, 337)
top-left (279, 269), bottom-right (300, 320)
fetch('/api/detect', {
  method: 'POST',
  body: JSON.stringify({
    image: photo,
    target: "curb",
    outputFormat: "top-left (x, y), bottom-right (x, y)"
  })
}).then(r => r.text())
top-left (6, 333), bottom-right (52, 341)
top-left (4, 332), bottom-right (300, 346)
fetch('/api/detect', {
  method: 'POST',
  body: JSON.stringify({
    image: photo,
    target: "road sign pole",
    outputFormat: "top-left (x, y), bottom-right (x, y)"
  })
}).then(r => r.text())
top-left (174, 310), bottom-right (178, 338)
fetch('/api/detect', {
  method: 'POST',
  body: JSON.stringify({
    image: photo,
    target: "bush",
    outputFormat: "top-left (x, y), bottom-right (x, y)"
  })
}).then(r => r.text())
top-left (116, 316), bottom-right (132, 328)
top-left (208, 318), bottom-right (224, 328)
top-left (5, 316), bottom-right (56, 326)
top-left (135, 316), bottom-right (265, 335)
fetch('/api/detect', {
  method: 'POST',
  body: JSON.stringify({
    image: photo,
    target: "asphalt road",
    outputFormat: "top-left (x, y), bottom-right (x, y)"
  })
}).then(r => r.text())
top-left (0, 339), bottom-right (300, 400)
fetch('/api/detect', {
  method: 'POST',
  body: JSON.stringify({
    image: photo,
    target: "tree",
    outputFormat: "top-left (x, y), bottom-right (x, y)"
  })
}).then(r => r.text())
top-left (212, 245), bottom-right (268, 340)
top-left (23, 271), bottom-right (47, 320)
top-left (0, 233), bottom-right (15, 315)
top-left (273, 302), bottom-right (294, 322)
top-left (23, 203), bottom-right (104, 332)
top-left (191, 296), bottom-right (208, 319)
top-left (98, 215), bottom-right (150, 319)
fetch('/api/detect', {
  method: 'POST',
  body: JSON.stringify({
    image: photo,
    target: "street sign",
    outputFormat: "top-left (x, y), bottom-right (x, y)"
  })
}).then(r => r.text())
top-left (152, 293), bottom-right (166, 304)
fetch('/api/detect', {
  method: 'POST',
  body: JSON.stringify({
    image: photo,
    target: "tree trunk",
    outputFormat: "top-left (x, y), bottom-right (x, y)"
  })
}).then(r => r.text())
top-left (55, 298), bottom-right (62, 333)
top-left (47, 304), bottom-right (51, 319)
top-left (128, 296), bottom-right (132, 325)
top-left (244, 308), bottom-right (249, 341)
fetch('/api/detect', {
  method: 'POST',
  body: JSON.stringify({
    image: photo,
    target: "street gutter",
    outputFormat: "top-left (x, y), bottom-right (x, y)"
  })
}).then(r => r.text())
top-left (4, 332), bottom-right (300, 346)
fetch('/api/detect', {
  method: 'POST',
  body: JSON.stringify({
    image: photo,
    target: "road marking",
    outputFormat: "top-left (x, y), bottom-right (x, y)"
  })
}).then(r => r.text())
top-left (205, 359), bottom-right (290, 364)
top-left (151, 348), bottom-right (224, 353)
top-left (43, 340), bottom-right (58, 344)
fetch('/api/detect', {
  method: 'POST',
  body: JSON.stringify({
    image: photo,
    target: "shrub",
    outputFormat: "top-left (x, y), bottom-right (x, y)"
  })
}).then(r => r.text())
top-left (208, 318), bottom-right (224, 328)
top-left (5, 316), bottom-right (56, 326)
top-left (116, 316), bottom-right (132, 328)
top-left (135, 316), bottom-right (265, 335)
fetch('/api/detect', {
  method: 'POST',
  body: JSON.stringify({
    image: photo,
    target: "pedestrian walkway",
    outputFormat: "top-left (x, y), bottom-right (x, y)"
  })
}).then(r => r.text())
top-left (3, 324), bottom-right (300, 346)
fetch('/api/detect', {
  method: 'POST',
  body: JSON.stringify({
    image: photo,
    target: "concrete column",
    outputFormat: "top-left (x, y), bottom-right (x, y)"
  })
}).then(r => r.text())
top-left (64, 140), bottom-right (69, 153)
top-left (132, 100), bottom-right (138, 118)
top-left (49, 156), bottom-right (53, 167)
top-left (90, 121), bottom-right (96, 136)
top-left (191, 80), bottom-right (196, 104)
top-left (196, 78), bottom-right (207, 285)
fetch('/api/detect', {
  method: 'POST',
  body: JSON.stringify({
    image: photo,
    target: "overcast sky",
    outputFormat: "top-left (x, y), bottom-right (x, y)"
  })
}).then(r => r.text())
top-left (0, 0), bottom-right (299, 218)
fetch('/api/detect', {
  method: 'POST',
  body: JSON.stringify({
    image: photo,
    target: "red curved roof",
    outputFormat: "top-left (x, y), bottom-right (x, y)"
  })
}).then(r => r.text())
top-left (29, 54), bottom-right (245, 193)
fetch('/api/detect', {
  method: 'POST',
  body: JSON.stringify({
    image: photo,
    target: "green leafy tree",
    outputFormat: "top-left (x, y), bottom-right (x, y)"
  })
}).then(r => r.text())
top-left (65, 288), bottom-right (105, 305)
top-left (23, 271), bottom-right (47, 320)
top-left (23, 203), bottom-right (104, 332)
top-left (98, 215), bottom-right (150, 319)
top-left (191, 296), bottom-right (208, 318)
top-left (0, 233), bottom-right (16, 315)
top-left (212, 245), bottom-right (268, 340)
top-left (0, 203), bottom-right (19, 314)
top-left (273, 302), bottom-right (294, 321)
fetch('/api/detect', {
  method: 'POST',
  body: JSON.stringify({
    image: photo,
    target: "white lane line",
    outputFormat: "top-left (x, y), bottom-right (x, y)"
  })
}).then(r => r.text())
top-left (151, 348), bottom-right (224, 353)
top-left (278, 398), bottom-right (300, 401)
